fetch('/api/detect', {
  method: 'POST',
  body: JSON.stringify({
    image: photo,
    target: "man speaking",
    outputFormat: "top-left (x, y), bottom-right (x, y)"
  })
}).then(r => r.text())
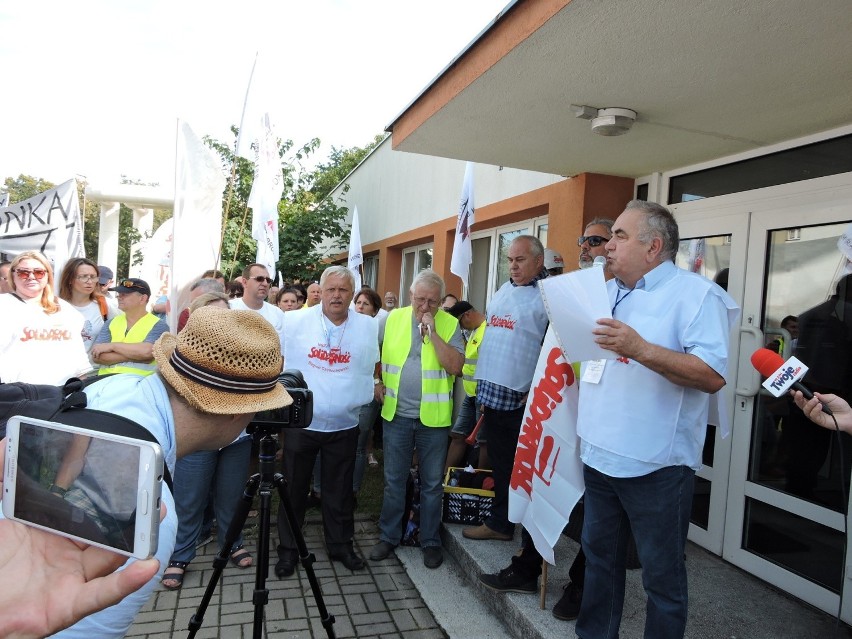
top-left (576, 200), bottom-right (739, 639)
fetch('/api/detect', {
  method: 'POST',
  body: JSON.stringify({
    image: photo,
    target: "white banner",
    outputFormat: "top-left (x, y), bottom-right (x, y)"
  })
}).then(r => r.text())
top-left (171, 120), bottom-right (226, 331)
top-left (450, 162), bottom-right (475, 292)
top-left (508, 325), bottom-right (584, 564)
top-left (348, 206), bottom-right (363, 292)
top-left (0, 179), bottom-right (85, 279)
top-left (140, 217), bottom-right (173, 308)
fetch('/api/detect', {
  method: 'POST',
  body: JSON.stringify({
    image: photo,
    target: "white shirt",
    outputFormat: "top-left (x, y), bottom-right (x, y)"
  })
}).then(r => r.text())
top-left (0, 294), bottom-right (91, 384)
top-left (578, 261), bottom-right (740, 476)
top-left (283, 305), bottom-right (379, 432)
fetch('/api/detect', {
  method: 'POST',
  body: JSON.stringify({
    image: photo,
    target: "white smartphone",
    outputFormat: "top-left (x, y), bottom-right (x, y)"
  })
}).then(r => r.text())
top-left (3, 415), bottom-right (164, 559)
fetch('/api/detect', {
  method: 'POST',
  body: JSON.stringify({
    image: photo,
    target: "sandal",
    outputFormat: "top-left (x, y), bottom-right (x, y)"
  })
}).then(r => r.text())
top-left (162, 561), bottom-right (188, 590)
top-left (230, 546), bottom-right (253, 569)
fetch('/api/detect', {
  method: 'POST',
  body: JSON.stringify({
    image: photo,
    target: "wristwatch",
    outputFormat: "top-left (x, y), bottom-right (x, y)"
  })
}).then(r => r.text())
top-left (49, 484), bottom-right (68, 497)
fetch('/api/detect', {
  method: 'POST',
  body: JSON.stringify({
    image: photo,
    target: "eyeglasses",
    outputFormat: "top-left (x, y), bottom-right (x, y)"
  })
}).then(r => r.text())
top-left (75, 275), bottom-right (98, 282)
top-left (412, 295), bottom-right (440, 308)
top-left (577, 235), bottom-right (609, 247)
top-left (249, 275), bottom-right (273, 285)
top-left (14, 268), bottom-right (47, 280)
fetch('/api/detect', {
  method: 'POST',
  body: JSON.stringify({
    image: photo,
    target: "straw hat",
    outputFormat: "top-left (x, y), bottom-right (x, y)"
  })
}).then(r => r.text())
top-left (153, 306), bottom-right (291, 415)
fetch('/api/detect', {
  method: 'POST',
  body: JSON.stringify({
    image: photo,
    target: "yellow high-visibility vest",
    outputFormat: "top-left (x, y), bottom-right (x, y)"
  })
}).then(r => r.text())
top-left (381, 307), bottom-right (457, 427)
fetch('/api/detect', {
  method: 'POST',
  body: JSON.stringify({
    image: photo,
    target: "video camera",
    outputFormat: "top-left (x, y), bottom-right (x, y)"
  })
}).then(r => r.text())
top-left (249, 369), bottom-right (313, 431)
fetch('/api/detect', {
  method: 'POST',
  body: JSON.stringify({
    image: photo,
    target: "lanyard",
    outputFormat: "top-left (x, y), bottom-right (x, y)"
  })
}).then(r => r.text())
top-left (611, 289), bottom-right (632, 316)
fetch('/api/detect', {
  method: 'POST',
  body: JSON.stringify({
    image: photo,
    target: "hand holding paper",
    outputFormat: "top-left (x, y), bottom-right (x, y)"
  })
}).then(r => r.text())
top-left (538, 266), bottom-right (614, 363)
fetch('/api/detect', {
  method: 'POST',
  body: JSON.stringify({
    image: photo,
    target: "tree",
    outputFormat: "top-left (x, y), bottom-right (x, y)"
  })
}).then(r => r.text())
top-left (3, 175), bottom-right (56, 203)
top-left (205, 128), bottom-right (382, 283)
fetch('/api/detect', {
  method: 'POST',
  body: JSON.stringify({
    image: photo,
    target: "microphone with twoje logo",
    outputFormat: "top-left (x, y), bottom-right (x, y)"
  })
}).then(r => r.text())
top-left (750, 347), bottom-right (833, 415)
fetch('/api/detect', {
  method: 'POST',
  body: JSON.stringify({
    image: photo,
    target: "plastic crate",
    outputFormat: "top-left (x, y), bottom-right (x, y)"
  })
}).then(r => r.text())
top-left (442, 467), bottom-right (494, 525)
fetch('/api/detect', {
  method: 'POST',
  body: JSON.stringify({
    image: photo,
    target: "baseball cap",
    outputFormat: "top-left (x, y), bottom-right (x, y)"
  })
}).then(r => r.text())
top-left (97, 265), bottom-right (114, 285)
top-left (109, 277), bottom-right (152, 296)
top-left (447, 301), bottom-right (473, 318)
top-left (544, 248), bottom-right (564, 271)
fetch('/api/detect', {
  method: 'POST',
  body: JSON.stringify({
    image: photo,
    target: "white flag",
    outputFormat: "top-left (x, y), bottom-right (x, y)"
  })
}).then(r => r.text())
top-left (0, 192), bottom-right (9, 207)
top-left (450, 162), bottom-right (475, 291)
top-left (237, 54), bottom-right (282, 277)
top-left (171, 120), bottom-right (226, 331)
top-left (348, 206), bottom-right (363, 292)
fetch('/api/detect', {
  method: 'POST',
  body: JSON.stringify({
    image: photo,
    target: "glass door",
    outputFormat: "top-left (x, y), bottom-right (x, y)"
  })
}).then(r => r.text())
top-left (671, 210), bottom-right (749, 554)
top-left (675, 172), bottom-right (852, 618)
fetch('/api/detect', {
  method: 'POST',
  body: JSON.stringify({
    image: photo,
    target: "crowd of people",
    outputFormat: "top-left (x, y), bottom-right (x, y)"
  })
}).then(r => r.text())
top-left (3, 198), bottom-right (847, 639)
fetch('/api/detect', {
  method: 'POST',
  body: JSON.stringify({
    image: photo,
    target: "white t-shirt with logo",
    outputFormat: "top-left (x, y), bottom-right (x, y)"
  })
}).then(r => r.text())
top-left (283, 304), bottom-right (379, 432)
top-left (0, 294), bottom-right (92, 384)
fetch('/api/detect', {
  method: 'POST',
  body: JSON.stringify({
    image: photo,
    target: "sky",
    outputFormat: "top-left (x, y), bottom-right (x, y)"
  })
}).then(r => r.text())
top-left (0, 0), bottom-right (508, 189)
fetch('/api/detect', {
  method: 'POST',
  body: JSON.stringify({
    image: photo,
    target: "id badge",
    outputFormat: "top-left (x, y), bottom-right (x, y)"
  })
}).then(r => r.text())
top-left (582, 359), bottom-right (606, 384)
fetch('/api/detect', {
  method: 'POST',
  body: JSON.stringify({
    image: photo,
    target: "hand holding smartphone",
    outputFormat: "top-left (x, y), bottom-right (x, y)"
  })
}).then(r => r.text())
top-left (3, 416), bottom-right (164, 559)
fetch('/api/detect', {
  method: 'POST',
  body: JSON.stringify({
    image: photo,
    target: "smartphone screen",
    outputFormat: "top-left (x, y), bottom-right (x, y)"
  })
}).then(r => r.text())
top-left (3, 416), bottom-right (163, 559)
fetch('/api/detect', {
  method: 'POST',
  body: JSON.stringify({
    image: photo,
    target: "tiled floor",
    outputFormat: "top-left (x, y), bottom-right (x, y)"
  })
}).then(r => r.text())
top-left (127, 516), bottom-right (447, 639)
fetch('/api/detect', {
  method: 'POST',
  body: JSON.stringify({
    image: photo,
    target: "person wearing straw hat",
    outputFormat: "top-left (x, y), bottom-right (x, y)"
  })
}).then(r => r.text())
top-left (52, 306), bottom-right (292, 639)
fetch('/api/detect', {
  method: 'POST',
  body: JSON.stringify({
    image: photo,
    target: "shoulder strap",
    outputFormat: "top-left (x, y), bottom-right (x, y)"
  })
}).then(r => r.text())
top-left (96, 296), bottom-right (109, 321)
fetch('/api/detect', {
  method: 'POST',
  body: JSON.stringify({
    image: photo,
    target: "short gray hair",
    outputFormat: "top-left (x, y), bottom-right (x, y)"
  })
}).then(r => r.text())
top-left (625, 200), bottom-right (679, 262)
top-left (319, 265), bottom-right (355, 291)
top-left (512, 234), bottom-right (544, 259)
top-left (585, 218), bottom-right (615, 236)
top-left (410, 269), bottom-right (445, 299)
top-left (190, 277), bottom-right (225, 294)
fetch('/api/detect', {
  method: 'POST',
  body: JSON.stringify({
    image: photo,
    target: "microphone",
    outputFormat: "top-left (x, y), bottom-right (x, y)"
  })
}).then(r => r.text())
top-left (593, 256), bottom-right (606, 268)
top-left (750, 347), bottom-right (833, 415)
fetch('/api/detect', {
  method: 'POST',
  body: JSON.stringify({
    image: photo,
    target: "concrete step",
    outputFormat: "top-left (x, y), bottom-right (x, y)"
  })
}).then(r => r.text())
top-left (440, 521), bottom-right (849, 639)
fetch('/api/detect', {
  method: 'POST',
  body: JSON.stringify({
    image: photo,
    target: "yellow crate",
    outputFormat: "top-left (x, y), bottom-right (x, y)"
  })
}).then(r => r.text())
top-left (442, 467), bottom-right (494, 525)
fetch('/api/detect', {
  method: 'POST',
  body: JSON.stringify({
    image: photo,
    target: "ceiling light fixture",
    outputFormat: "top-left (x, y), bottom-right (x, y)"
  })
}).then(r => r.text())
top-left (570, 104), bottom-right (637, 137)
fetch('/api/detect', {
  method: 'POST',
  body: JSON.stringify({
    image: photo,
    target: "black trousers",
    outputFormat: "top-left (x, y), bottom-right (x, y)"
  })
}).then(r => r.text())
top-left (482, 405), bottom-right (525, 535)
top-left (276, 426), bottom-right (359, 557)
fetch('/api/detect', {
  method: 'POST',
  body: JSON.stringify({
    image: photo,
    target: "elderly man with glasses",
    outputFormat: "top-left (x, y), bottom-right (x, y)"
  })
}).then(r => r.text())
top-left (369, 270), bottom-right (464, 569)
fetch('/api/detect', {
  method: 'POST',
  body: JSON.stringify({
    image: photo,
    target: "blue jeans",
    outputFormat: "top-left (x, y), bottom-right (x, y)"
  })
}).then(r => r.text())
top-left (377, 416), bottom-right (449, 548)
top-left (353, 398), bottom-right (381, 492)
top-left (577, 464), bottom-right (695, 639)
top-left (170, 436), bottom-right (253, 564)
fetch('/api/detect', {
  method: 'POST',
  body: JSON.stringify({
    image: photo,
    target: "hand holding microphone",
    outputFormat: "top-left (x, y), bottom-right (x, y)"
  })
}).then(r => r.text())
top-left (750, 347), bottom-right (833, 415)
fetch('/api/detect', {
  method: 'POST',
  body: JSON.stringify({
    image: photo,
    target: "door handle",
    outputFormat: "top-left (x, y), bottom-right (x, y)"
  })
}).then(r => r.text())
top-left (735, 325), bottom-right (764, 397)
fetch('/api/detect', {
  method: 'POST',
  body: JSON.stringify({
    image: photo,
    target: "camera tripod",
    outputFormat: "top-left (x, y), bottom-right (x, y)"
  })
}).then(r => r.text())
top-left (186, 427), bottom-right (336, 639)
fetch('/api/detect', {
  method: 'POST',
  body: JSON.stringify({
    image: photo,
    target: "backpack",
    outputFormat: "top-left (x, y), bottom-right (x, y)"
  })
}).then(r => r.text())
top-left (0, 377), bottom-right (173, 492)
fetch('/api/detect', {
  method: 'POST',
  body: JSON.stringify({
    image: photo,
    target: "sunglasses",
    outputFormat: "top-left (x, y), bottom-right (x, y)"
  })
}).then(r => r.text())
top-left (117, 280), bottom-right (147, 292)
top-left (249, 275), bottom-right (274, 285)
top-left (14, 268), bottom-right (47, 280)
top-left (75, 274), bottom-right (98, 282)
top-left (577, 235), bottom-right (609, 247)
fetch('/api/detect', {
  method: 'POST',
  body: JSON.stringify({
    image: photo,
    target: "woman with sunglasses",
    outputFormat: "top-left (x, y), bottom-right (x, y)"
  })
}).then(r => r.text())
top-left (58, 257), bottom-right (119, 357)
top-left (0, 251), bottom-right (91, 384)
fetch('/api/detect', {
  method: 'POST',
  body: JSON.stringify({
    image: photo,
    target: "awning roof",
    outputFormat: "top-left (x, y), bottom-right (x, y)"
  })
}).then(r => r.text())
top-left (387, 0), bottom-right (852, 178)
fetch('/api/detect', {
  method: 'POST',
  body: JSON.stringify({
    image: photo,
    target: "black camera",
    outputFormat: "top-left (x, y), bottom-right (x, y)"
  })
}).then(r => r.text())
top-left (249, 370), bottom-right (313, 430)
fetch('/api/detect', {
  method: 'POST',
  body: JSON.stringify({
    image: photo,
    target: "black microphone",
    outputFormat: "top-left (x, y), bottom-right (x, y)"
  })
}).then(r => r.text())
top-left (750, 348), bottom-right (833, 415)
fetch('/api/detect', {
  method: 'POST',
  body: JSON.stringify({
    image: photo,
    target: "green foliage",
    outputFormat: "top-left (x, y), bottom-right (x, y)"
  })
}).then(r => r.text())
top-left (205, 128), bottom-right (382, 283)
top-left (3, 175), bottom-right (56, 202)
